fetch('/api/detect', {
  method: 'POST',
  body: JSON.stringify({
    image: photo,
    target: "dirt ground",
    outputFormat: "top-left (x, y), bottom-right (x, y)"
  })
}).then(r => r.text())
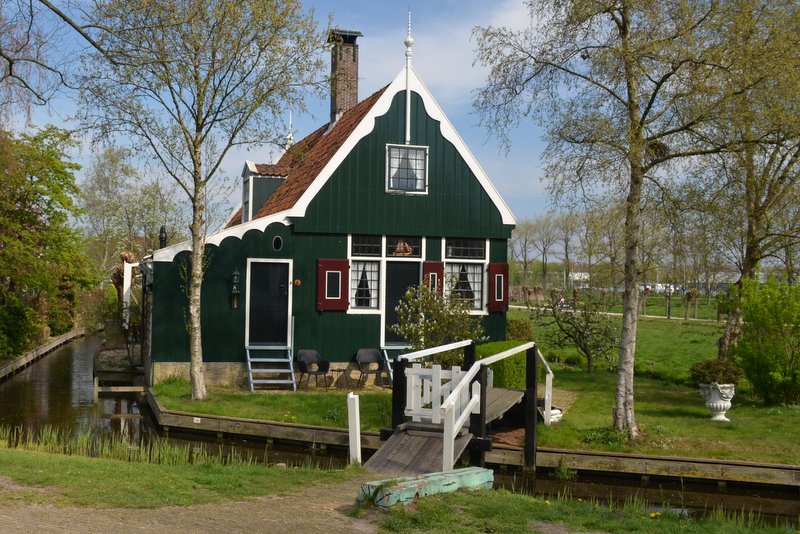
top-left (0, 474), bottom-right (611, 534)
top-left (0, 475), bottom-right (381, 534)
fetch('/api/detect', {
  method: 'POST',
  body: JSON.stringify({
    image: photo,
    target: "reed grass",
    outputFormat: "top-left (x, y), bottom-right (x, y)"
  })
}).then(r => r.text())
top-left (0, 424), bottom-right (261, 468)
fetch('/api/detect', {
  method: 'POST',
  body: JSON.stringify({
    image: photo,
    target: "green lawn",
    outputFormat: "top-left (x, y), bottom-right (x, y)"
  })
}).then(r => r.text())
top-left (154, 377), bottom-right (393, 430)
top-left (377, 488), bottom-right (794, 534)
top-left (512, 309), bottom-right (723, 384)
top-left (0, 447), bottom-right (358, 508)
top-left (512, 293), bottom-right (722, 321)
top-left (536, 366), bottom-right (800, 464)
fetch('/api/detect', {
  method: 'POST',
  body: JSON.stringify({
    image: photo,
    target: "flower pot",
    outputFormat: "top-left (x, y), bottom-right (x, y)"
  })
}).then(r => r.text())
top-left (698, 382), bottom-right (736, 422)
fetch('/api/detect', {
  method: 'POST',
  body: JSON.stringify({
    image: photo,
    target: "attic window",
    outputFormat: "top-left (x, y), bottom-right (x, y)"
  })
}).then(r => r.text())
top-left (386, 144), bottom-right (428, 193)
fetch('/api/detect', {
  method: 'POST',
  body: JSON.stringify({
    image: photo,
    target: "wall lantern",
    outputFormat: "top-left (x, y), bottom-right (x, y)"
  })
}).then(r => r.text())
top-left (230, 269), bottom-right (241, 310)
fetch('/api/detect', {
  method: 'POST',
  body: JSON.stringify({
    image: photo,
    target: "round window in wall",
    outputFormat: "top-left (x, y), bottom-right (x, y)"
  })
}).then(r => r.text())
top-left (272, 236), bottom-right (283, 251)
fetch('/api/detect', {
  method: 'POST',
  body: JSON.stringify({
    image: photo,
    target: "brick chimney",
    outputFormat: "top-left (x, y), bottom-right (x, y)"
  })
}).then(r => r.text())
top-left (329, 29), bottom-right (362, 124)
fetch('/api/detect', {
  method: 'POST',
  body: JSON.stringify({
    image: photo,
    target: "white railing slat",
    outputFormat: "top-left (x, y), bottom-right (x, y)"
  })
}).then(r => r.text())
top-left (399, 339), bottom-right (473, 361)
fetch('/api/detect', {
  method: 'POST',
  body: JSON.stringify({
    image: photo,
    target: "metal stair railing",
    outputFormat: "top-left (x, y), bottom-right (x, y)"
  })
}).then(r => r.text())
top-left (245, 317), bottom-right (296, 392)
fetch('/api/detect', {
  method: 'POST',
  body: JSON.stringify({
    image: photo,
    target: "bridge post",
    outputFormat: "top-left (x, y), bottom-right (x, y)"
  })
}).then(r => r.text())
top-left (464, 341), bottom-right (476, 369)
top-left (391, 358), bottom-right (409, 429)
top-left (469, 364), bottom-right (490, 467)
top-left (524, 344), bottom-right (538, 471)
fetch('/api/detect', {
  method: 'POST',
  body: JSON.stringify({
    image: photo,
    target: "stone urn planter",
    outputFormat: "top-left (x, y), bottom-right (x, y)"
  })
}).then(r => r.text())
top-left (690, 358), bottom-right (743, 422)
top-left (698, 382), bottom-right (736, 422)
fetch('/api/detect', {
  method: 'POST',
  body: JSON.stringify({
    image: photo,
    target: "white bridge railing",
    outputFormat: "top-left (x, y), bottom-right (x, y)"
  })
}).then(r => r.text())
top-left (399, 340), bottom-right (537, 472)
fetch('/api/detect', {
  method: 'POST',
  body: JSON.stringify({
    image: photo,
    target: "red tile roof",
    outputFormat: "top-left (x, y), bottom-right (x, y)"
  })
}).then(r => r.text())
top-left (226, 85), bottom-right (388, 229)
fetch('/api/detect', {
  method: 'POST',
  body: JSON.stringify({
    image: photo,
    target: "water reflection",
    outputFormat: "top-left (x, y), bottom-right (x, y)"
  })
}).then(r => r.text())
top-left (0, 336), bottom-right (144, 441)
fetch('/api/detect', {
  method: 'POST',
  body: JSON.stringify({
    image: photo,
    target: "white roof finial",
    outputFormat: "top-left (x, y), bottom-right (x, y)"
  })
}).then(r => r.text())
top-left (404, 9), bottom-right (414, 65)
top-left (285, 110), bottom-right (294, 148)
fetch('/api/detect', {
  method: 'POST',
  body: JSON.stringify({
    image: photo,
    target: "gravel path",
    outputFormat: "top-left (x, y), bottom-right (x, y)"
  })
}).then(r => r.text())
top-left (0, 476), bottom-right (379, 534)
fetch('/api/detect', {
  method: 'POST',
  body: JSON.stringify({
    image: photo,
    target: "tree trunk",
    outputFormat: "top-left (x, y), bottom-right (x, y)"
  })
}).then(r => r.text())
top-left (188, 184), bottom-right (207, 400)
top-left (615, 166), bottom-right (642, 438)
top-left (615, 5), bottom-right (642, 438)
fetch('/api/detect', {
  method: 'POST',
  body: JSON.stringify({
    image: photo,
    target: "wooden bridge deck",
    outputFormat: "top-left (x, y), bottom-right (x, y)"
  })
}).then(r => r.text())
top-left (485, 387), bottom-right (524, 423)
top-left (363, 423), bottom-right (473, 475)
top-left (364, 387), bottom-right (524, 475)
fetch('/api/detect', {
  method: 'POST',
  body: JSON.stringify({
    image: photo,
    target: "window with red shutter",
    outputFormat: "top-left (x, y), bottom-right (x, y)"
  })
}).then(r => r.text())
top-left (487, 263), bottom-right (509, 312)
top-left (422, 261), bottom-right (444, 294)
top-left (316, 259), bottom-right (349, 311)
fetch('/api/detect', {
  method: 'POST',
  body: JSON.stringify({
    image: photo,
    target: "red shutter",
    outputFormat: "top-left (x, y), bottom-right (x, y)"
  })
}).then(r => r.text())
top-left (487, 263), bottom-right (509, 312)
top-left (422, 261), bottom-right (444, 295)
top-left (316, 259), bottom-right (349, 311)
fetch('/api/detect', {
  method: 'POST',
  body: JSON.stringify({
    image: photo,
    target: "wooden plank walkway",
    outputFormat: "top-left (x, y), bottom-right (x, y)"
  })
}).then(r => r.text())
top-left (485, 388), bottom-right (524, 423)
top-left (363, 423), bottom-right (472, 475)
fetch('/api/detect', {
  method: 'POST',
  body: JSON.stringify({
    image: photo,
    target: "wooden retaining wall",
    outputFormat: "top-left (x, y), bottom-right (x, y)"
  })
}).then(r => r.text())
top-left (487, 445), bottom-right (800, 488)
top-left (145, 390), bottom-right (383, 451)
top-left (0, 328), bottom-right (86, 382)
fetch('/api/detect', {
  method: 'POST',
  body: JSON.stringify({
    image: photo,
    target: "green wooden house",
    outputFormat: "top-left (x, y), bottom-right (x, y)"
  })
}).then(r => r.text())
top-left (145, 29), bottom-right (516, 388)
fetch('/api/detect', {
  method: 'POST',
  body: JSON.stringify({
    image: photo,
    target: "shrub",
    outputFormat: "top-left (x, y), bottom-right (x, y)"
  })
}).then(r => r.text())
top-left (476, 340), bottom-right (528, 389)
top-left (392, 281), bottom-right (484, 367)
top-left (689, 358), bottom-right (743, 386)
top-left (733, 278), bottom-right (800, 404)
top-left (506, 316), bottom-right (533, 341)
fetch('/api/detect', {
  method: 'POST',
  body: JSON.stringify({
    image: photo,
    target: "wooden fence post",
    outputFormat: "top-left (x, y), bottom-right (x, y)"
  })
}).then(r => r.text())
top-left (524, 345), bottom-right (538, 471)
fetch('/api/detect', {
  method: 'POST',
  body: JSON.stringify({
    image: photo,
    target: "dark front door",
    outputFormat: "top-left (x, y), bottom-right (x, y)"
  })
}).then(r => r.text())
top-left (385, 262), bottom-right (420, 345)
top-left (248, 262), bottom-right (289, 345)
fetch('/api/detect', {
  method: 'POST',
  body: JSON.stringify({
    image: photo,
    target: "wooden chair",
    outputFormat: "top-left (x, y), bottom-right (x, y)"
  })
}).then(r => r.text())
top-left (297, 350), bottom-right (331, 389)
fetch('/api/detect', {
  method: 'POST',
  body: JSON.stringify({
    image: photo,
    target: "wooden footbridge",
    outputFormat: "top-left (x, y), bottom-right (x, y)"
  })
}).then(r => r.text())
top-left (364, 340), bottom-right (554, 475)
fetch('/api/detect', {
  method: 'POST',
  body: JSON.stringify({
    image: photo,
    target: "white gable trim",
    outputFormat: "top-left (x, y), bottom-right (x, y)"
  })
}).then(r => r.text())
top-left (153, 66), bottom-right (515, 264)
top-left (288, 65), bottom-right (516, 225)
top-left (152, 212), bottom-right (291, 262)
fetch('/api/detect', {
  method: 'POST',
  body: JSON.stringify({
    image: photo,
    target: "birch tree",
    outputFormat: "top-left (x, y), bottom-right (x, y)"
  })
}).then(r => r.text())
top-left (80, 0), bottom-right (325, 399)
top-left (474, 0), bottom-right (756, 437)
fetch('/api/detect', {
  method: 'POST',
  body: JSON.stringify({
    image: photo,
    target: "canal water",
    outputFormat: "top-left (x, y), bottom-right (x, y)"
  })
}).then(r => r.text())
top-left (0, 336), bottom-right (148, 442)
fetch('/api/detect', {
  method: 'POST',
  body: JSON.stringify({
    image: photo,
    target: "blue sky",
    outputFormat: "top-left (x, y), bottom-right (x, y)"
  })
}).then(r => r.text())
top-left (27, 0), bottom-right (550, 224)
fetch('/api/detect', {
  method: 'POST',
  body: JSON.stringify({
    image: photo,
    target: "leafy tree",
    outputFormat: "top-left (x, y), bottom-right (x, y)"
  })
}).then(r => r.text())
top-left (80, 146), bottom-right (185, 274)
top-left (531, 213), bottom-right (558, 289)
top-left (0, 126), bottom-right (90, 357)
top-left (535, 291), bottom-right (619, 374)
top-left (553, 211), bottom-right (578, 290)
top-left (79, 0), bottom-right (326, 399)
top-left (391, 281), bottom-right (484, 367)
top-left (699, 7), bottom-right (800, 358)
top-left (733, 278), bottom-right (800, 405)
top-left (510, 219), bottom-right (537, 288)
top-left (473, 0), bottom-right (783, 437)
top-left (0, 0), bottom-right (115, 117)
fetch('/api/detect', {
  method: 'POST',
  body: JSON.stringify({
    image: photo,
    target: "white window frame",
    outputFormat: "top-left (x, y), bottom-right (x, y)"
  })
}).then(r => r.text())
top-left (494, 273), bottom-right (505, 303)
top-left (348, 235), bottom-right (384, 316)
top-left (385, 144), bottom-right (429, 194)
top-left (351, 260), bottom-right (380, 310)
top-left (325, 270), bottom-right (342, 300)
top-left (443, 238), bottom-right (489, 315)
top-left (242, 173), bottom-right (251, 223)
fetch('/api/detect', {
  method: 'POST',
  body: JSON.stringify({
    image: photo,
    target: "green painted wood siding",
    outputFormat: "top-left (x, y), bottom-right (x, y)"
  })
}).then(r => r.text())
top-left (294, 91), bottom-right (512, 239)
top-left (152, 224), bottom-right (383, 364)
top-left (152, 226), bottom-right (507, 364)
